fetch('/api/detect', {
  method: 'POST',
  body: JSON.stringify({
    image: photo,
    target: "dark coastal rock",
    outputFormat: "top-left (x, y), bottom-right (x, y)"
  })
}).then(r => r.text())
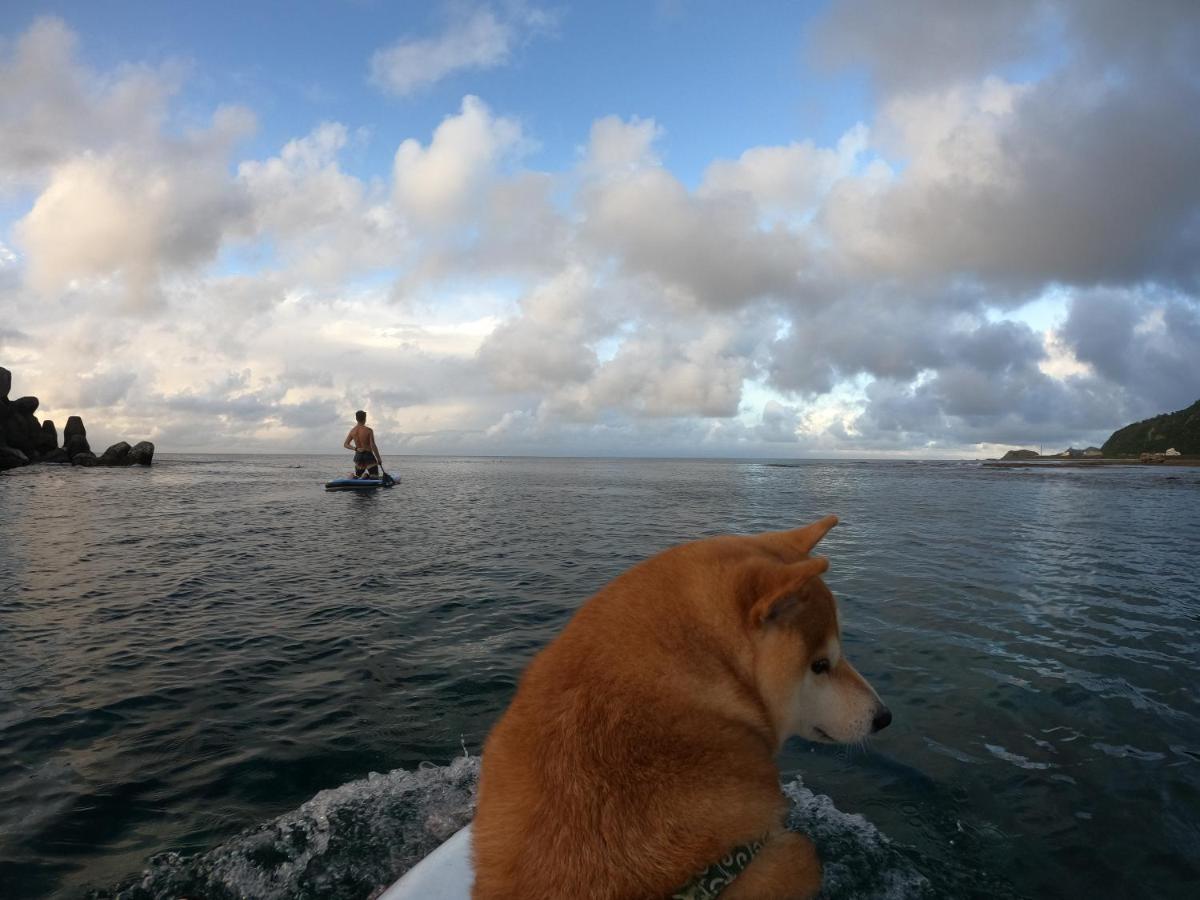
top-left (0, 394), bottom-right (40, 460)
top-left (1001, 449), bottom-right (1040, 460)
top-left (0, 445), bottom-right (28, 470)
top-left (20, 415), bottom-right (43, 454)
top-left (1, 409), bottom-right (23, 452)
top-left (0, 397), bottom-right (24, 467)
top-left (98, 442), bottom-right (133, 466)
top-left (129, 441), bottom-right (155, 466)
top-left (2, 402), bottom-right (42, 459)
top-left (65, 433), bottom-right (91, 457)
top-left (64, 417), bottom-right (91, 457)
top-left (40, 419), bottom-right (58, 453)
top-left (64, 415), bottom-right (87, 441)
top-left (0, 374), bottom-right (149, 472)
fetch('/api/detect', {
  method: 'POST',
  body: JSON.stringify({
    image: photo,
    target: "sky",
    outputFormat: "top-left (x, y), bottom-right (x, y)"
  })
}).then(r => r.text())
top-left (1, 0), bottom-right (1198, 458)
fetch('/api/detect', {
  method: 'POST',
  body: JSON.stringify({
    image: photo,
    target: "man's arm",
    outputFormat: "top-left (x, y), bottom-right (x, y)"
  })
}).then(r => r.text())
top-left (370, 429), bottom-right (383, 467)
top-left (343, 428), bottom-right (355, 450)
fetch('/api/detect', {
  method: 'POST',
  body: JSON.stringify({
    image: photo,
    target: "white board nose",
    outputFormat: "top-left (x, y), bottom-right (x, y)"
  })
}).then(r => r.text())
top-left (378, 824), bottom-right (474, 900)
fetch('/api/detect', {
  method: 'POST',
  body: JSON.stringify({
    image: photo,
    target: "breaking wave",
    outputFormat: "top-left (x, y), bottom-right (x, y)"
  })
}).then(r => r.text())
top-left (89, 756), bottom-right (1009, 900)
top-left (90, 758), bottom-right (478, 900)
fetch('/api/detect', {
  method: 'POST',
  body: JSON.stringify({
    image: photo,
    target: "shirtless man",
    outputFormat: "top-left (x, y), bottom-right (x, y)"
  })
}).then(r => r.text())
top-left (343, 410), bottom-right (383, 478)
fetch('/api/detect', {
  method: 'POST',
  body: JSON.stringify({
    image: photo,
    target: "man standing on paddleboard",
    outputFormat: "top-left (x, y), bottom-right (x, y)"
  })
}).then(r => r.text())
top-left (343, 410), bottom-right (384, 479)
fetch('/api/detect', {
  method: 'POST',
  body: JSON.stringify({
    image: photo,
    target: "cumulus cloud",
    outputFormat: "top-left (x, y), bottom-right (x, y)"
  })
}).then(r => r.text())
top-left (392, 96), bottom-right (525, 227)
top-left (701, 124), bottom-right (868, 217)
top-left (239, 122), bottom-right (404, 281)
top-left (1061, 290), bottom-right (1200, 414)
top-left (3, 6), bottom-right (1200, 457)
top-left (477, 267), bottom-right (604, 392)
top-left (0, 17), bottom-right (178, 185)
top-left (16, 106), bottom-right (254, 308)
top-left (369, 6), bottom-right (557, 96)
top-left (542, 319), bottom-right (759, 421)
top-left (757, 400), bottom-right (804, 443)
top-left (813, 0), bottom-right (1200, 96)
top-left (733, 0), bottom-right (1200, 448)
top-left (819, 73), bottom-right (1200, 288)
top-left (805, 0), bottom-right (1200, 295)
top-left (860, 368), bottom-right (1129, 450)
top-left (837, 293), bottom-right (1200, 451)
top-left (4, 19), bottom-right (257, 309)
top-left (241, 123), bottom-right (363, 237)
top-left (60, 370), bottom-right (138, 408)
top-left (767, 285), bottom-right (983, 395)
top-left (581, 115), bottom-right (663, 176)
top-left (581, 165), bottom-right (804, 310)
top-left (809, 0), bottom-right (1045, 95)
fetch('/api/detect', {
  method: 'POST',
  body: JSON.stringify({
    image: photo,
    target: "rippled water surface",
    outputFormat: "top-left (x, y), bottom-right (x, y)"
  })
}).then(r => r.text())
top-left (1, 455), bottom-right (1198, 898)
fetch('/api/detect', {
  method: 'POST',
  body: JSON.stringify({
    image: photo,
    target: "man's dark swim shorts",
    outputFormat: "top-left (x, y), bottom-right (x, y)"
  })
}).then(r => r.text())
top-left (354, 449), bottom-right (377, 466)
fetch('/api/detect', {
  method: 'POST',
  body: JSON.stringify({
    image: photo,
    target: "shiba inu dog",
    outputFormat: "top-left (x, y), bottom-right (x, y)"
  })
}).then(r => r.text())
top-left (472, 516), bottom-right (890, 899)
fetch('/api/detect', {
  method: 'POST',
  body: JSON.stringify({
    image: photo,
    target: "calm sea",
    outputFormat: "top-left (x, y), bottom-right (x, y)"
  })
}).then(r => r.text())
top-left (1, 455), bottom-right (1198, 899)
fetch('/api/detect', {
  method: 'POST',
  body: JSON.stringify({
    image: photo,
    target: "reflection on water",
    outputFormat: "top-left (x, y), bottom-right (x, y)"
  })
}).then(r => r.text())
top-left (1, 456), bottom-right (1197, 898)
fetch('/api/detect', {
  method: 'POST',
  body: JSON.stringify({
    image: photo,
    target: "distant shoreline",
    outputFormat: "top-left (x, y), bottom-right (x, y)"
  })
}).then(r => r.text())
top-left (983, 457), bottom-right (1200, 468)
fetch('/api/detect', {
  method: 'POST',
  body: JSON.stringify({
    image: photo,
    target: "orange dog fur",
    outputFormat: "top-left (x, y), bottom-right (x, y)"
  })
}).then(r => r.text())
top-left (472, 516), bottom-right (891, 899)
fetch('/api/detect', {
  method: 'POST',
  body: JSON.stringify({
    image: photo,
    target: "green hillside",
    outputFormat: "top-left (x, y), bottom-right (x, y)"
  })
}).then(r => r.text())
top-left (1101, 398), bottom-right (1200, 456)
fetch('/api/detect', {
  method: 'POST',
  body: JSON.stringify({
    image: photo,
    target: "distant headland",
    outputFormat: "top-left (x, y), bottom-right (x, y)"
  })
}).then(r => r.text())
top-left (0, 365), bottom-right (154, 471)
top-left (987, 398), bottom-right (1200, 467)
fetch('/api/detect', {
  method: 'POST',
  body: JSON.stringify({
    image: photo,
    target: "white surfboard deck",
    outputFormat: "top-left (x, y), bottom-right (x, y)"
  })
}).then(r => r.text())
top-left (378, 824), bottom-right (474, 900)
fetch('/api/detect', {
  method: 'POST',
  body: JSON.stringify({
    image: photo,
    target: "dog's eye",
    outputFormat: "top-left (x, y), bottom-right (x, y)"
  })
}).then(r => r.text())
top-left (811, 658), bottom-right (831, 675)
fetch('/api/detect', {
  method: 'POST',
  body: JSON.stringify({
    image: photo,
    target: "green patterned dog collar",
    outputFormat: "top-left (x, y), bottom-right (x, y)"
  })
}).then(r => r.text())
top-left (670, 837), bottom-right (766, 900)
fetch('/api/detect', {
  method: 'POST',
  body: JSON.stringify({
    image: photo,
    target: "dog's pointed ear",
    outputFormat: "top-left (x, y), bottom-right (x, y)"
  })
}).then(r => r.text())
top-left (758, 515), bottom-right (838, 559)
top-left (750, 557), bottom-right (829, 627)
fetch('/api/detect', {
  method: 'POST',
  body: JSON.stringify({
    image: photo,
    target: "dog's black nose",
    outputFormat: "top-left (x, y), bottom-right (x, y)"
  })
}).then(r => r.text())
top-left (871, 706), bottom-right (893, 733)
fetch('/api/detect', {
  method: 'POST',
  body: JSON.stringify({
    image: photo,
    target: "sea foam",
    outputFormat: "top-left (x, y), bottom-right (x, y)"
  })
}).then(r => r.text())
top-left (93, 757), bottom-right (941, 899)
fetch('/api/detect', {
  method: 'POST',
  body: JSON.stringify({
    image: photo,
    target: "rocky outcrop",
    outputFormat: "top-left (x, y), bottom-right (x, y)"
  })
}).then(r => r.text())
top-left (0, 366), bottom-right (154, 473)
top-left (95, 440), bottom-right (154, 467)
top-left (5, 396), bottom-right (43, 459)
top-left (0, 445), bottom-right (28, 470)
top-left (63, 415), bottom-right (85, 439)
top-left (40, 419), bottom-right (58, 455)
top-left (98, 442), bottom-right (133, 466)
top-left (1000, 449), bottom-right (1040, 460)
top-left (63, 415), bottom-right (91, 458)
top-left (129, 441), bottom-right (155, 466)
top-left (0, 408), bottom-right (20, 454)
top-left (1, 365), bottom-right (32, 464)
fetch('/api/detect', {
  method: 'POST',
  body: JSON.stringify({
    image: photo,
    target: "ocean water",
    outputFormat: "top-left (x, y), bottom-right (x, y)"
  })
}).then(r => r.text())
top-left (1, 455), bottom-right (1198, 899)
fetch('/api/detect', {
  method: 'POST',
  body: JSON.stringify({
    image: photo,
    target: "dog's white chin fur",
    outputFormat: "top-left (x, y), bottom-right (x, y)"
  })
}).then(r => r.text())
top-left (805, 720), bottom-right (874, 744)
top-left (788, 676), bottom-right (882, 745)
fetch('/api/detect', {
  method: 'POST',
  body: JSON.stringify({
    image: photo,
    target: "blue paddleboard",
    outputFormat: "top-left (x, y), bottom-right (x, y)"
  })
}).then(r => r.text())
top-left (324, 475), bottom-right (396, 491)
